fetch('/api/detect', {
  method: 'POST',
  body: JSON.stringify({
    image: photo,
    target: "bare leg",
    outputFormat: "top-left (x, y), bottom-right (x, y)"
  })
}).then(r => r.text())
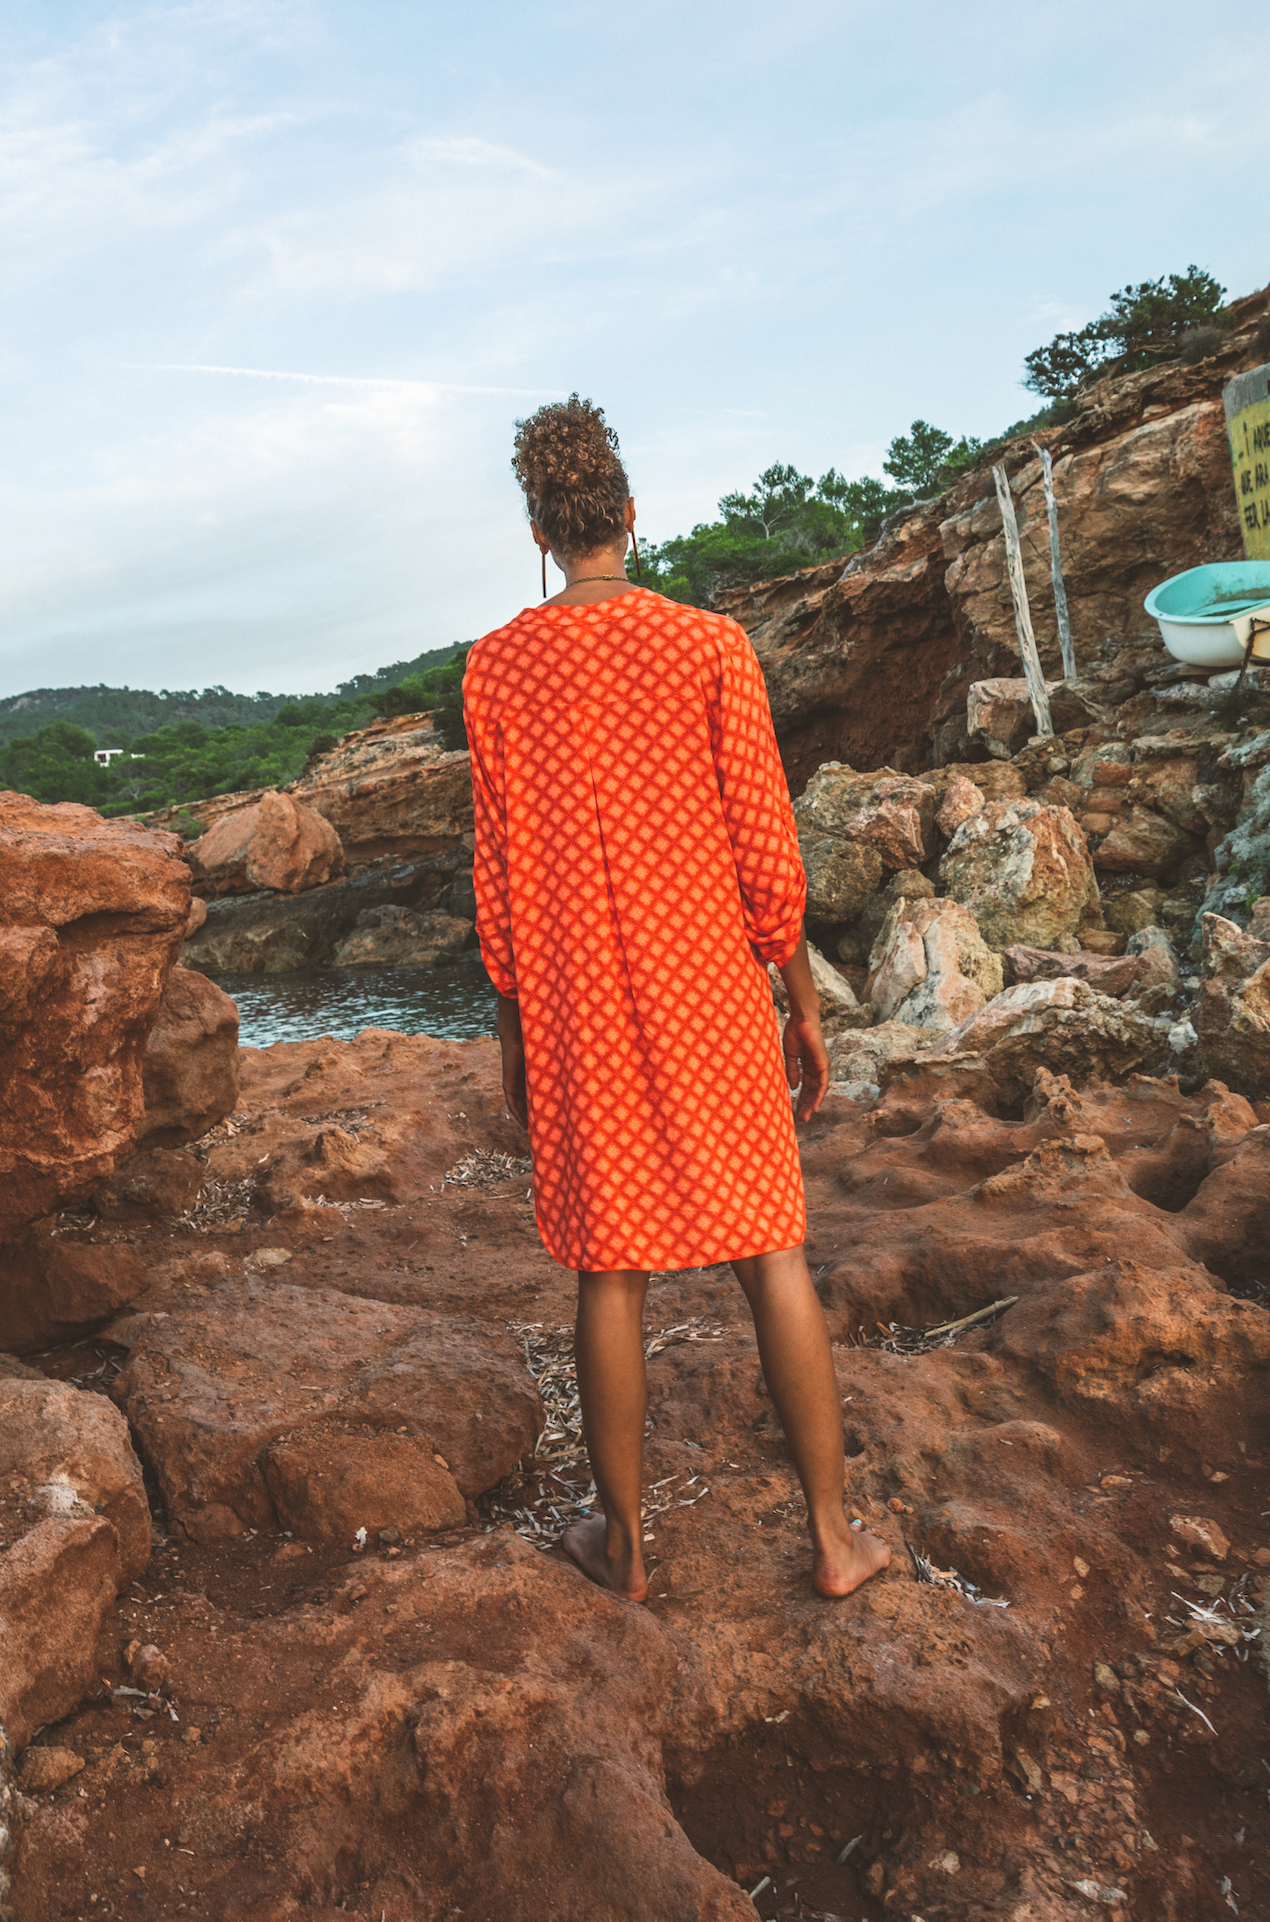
top-left (732, 1245), bottom-right (890, 1598)
top-left (562, 1268), bottom-right (651, 1602)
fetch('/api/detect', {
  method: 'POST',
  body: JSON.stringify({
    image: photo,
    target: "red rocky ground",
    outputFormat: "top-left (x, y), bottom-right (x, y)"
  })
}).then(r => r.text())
top-left (10, 1031), bottom-right (1270, 1922)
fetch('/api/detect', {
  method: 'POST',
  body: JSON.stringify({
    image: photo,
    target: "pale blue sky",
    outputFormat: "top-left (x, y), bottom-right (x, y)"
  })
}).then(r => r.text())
top-left (2, 0), bottom-right (1266, 698)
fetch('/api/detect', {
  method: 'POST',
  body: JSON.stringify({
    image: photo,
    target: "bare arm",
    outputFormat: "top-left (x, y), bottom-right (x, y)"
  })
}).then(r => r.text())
top-left (778, 930), bottom-right (829, 1122)
top-left (496, 992), bottom-right (528, 1128)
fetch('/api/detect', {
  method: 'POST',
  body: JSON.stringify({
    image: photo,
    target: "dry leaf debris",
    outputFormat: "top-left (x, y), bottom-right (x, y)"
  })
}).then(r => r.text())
top-left (441, 1149), bottom-right (533, 1190)
top-left (479, 1317), bottom-right (727, 1547)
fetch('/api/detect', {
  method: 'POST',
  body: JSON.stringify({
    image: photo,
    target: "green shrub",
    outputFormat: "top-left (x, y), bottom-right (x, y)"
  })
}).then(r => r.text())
top-left (370, 677), bottom-right (431, 719)
top-left (418, 651), bottom-right (471, 751)
top-left (1178, 325), bottom-right (1227, 365)
top-left (634, 462), bottom-right (907, 605)
top-left (369, 654), bottom-right (470, 748)
top-left (992, 398), bottom-right (1078, 444)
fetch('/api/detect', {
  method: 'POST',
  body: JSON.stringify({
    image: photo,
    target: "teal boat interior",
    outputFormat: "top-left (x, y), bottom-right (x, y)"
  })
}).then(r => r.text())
top-left (1144, 562), bottom-right (1270, 625)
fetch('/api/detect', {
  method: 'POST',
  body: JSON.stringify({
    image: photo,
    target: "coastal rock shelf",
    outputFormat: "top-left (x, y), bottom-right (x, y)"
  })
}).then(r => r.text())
top-left (6, 1030), bottom-right (1270, 1921)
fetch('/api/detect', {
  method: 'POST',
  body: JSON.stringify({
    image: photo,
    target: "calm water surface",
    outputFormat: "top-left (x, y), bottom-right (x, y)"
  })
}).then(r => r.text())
top-left (222, 952), bottom-right (498, 1048)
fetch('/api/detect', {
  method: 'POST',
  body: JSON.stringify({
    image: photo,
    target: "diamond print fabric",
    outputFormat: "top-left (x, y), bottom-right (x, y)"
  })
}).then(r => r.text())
top-left (465, 588), bottom-right (807, 1272)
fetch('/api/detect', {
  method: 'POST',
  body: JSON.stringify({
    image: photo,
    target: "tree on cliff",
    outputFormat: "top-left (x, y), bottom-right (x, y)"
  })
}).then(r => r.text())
top-left (630, 463), bottom-right (905, 605)
top-left (1, 723), bottom-right (114, 808)
top-left (0, 645), bottom-right (463, 756)
top-left (5, 708), bottom-right (358, 814)
top-left (0, 646), bottom-right (467, 812)
top-left (882, 421), bottom-right (983, 499)
top-left (630, 426), bottom-right (987, 607)
top-left (1023, 265), bottom-right (1227, 399)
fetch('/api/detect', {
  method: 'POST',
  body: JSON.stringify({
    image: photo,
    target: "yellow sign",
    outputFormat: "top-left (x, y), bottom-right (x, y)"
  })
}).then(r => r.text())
top-left (1225, 362), bottom-right (1270, 561)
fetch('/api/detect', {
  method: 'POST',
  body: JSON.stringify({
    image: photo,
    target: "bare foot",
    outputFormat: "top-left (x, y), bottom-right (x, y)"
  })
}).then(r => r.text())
top-left (812, 1516), bottom-right (892, 1599)
top-left (561, 1515), bottom-right (650, 1603)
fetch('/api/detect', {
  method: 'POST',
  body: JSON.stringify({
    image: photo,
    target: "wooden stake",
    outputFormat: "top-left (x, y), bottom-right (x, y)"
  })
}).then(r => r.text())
top-left (992, 463), bottom-right (1054, 738)
top-left (923, 1295), bottom-right (1019, 1339)
top-left (1032, 440), bottom-right (1076, 680)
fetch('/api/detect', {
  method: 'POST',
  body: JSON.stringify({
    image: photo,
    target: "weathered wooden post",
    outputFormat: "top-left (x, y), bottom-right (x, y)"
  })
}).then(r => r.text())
top-left (1031, 439), bottom-right (1076, 681)
top-left (992, 462), bottom-right (1053, 739)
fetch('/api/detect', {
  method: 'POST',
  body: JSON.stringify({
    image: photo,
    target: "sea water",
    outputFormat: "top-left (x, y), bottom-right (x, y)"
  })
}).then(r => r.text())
top-left (220, 951), bottom-right (498, 1049)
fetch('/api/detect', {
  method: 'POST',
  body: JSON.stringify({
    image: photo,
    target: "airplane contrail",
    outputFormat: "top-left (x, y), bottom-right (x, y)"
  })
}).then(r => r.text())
top-left (126, 362), bottom-right (555, 395)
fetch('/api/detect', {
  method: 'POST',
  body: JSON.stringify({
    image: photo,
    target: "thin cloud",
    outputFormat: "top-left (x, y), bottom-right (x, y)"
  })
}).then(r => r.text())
top-left (403, 136), bottom-right (552, 177)
top-left (127, 362), bottom-right (556, 395)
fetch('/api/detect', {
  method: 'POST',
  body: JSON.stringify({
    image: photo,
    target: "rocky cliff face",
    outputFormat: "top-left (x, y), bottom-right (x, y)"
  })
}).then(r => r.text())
top-left (0, 791), bottom-right (244, 1778)
top-left (296, 712), bottom-right (474, 863)
top-left (180, 841), bottom-right (476, 974)
top-left (719, 285), bottom-right (1268, 792)
top-left (146, 712), bottom-right (474, 874)
top-left (142, 713), bottom-right (479, 973)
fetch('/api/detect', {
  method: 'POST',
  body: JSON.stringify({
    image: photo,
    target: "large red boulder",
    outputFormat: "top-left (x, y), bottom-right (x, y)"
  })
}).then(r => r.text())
top-left (113, 1280), bottom-right (543, 1542)
top-left (0, 794), bottom-right (190, 1241)
top-left (186, 790), bottom-right (343, 897)
top-left (136, 964), bottom-right (240, 1146)
top-left (0, 1377), bottom-right (150, 1749)
top-left (0, 1226), bottom-right (148, 1354)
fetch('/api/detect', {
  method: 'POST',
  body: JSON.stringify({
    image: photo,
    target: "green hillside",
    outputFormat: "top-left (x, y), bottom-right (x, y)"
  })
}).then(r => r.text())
top-left (0, 644), bottom-right (462, 817)
top-left (0, 645), bottom-right (459, 750)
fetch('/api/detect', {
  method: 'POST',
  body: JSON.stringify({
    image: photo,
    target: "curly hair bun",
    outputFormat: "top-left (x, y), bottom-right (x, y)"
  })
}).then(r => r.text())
top-left (512, 393), bottom-right (630, 559)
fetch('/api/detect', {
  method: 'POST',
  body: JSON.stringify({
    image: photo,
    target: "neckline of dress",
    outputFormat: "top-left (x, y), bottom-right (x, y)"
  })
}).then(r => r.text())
top-left (532, 586), bottom-right (647, 616)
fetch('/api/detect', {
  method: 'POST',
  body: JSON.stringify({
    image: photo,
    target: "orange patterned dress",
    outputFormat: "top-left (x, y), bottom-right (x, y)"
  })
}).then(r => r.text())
top-left (464, 588), bottom-right (807, 1273)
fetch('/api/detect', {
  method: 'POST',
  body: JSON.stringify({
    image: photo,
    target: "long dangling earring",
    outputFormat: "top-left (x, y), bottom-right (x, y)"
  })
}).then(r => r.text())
top-left (631, 533), bottom-right (642, 580)
top-left (541, 547), bottom-right (547, 598)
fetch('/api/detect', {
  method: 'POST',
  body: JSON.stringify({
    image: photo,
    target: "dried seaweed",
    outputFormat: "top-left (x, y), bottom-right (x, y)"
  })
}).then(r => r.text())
top-left (190, 1112), bottom-right (265, 1148)
top-left (298, 1104), bottom-right (385, 1134)
top-left (865, 1296), bottom-right (1017, 1358)
top-left (173, 1174), bottom-right (259, 1232)
top-left (905, 1537), bottom-right (1009, 1608)
top-left (66, 1346), bottom-right (126, 1393)
top-left (441, 1149), bottom-right (534, 1190)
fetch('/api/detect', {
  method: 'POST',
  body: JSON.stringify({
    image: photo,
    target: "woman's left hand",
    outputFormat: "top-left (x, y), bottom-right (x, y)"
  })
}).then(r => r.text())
top-left (782, 1012), bottom-right (829, 1122)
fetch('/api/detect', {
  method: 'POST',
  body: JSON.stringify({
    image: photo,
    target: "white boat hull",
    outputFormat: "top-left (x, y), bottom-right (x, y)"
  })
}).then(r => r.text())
top-left (1157, 604), bottom-right (1270, 668)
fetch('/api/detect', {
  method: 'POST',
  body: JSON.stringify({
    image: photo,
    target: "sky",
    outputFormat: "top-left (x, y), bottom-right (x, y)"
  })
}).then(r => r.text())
top-left (2, 0), bottom-right (1267, 701)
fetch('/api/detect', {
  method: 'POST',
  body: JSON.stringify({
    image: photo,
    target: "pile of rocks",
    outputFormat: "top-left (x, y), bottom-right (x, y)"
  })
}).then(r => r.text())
top-left (787, 707), bottom-right (1270, 1102)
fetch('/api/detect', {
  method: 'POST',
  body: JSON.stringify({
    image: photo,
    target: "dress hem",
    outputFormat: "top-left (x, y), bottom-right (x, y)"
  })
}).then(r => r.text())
top-left (537, 1219), bottom-right (808, 1275)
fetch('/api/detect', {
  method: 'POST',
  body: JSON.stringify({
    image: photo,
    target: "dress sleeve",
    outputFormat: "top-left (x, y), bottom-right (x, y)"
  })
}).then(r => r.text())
top-left (707, 626), bottom-right (806, 969)
top-left (463, 677), bottom-right (518, 999)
